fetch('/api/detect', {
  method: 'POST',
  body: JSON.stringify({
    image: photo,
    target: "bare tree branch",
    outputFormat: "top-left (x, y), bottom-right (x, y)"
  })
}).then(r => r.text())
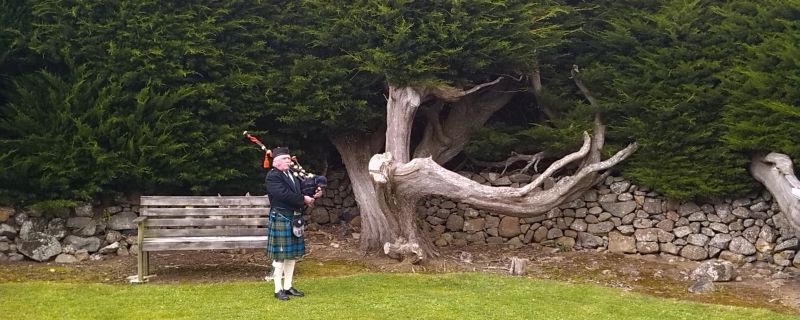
top-left (430, 76), bottom-right (504, 102)
top-left (530, 67), bottom-right (558, 119)
top-left (468, 151), bottom-right (549, 175)
top-left (379, 136), bottom-right (638, 218)
top-left (523, 132), bottom-right (593, 192)
top-left (571, 64), bottom-right (602, 110)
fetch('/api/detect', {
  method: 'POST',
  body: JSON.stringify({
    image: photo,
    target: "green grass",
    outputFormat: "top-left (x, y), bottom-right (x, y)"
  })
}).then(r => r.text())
top-left (0, 273), bottom-right (795, 320)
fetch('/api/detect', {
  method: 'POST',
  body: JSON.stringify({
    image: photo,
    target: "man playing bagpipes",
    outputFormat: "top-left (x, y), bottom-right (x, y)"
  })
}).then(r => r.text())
top-left (244, 132), bottom-right (326, 301)
top-left (244, 131), bottom-right (328, 198)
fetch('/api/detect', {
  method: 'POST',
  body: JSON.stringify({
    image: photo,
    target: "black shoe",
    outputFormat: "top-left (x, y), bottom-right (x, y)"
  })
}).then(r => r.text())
top-left (285, 287), bottom-right (305, 297)
top-left (274, 290), bottom-right (289, 301)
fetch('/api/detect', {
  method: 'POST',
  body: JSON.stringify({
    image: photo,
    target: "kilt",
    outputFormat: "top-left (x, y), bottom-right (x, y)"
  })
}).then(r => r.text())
top-left (266, 208), bottom-right (305, 260)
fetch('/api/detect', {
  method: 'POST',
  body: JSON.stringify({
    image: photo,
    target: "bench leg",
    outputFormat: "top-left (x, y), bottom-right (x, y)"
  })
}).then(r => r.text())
top-left (143, 251), bottom-right (150, 276)
top-left (137, 249), bottom-right (145, 283)
top-left (137, 251), bottom-right (151, 283)
top-left (136, 219), bottom-right (146, 283)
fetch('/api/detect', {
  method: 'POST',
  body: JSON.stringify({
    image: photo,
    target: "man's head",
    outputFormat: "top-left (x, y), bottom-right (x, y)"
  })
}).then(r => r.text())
top-left (271, 147), bottom-right (292, 171)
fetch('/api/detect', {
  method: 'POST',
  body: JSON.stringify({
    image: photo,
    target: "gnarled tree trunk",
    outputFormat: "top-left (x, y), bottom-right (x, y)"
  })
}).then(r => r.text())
top-left (750, 153), bottom-right (800, 238)
top-left (331, 132), bottom-right (394, 251)
top-left (369, 77), bottom-right (637, 263)
top-left (413, 82), bottom-right (516, 164)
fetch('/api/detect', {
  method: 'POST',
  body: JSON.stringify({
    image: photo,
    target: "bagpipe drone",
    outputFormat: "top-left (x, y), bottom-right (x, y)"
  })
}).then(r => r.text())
top-left (243, 131), bottom-right (328, 197)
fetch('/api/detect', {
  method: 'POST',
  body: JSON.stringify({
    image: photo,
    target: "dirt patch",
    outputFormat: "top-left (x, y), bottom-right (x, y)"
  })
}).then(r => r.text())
top-left (1, 226), bottom-right (798, 315)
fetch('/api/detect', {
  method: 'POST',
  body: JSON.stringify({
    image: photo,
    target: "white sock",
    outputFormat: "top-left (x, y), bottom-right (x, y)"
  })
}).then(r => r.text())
top-left (283, 259), bottom-right (296, 290)
top-left (272, 260), bottom-right (284, 293)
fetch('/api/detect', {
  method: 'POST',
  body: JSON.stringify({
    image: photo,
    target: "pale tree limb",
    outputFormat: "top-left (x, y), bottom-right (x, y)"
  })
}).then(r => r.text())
top-left (369, 152), bottom-right (437, 262)
top-left (522, 132), bottom-right (593, 193)
top-left (385, 86), bottom-right (424, 164)
top-left (517, 151), bottom-right (549, 174)
top-left (750, 153), bottom-right (800, 238)
top-left (570, 64), bottom-right (605, 164)
top-left (570, 65), bottom-right (609, 193)
top-left (388, 78), bottom-right (508, 165)
top-left (374, 136), bottom-right (637, 218)
top-left (530, 66), bottom-right (559, 120)
top-left (570, 64), bottom-right (602, 111)
top-left (468, 151), bottom-right (550, 175)
top-left (430, 77), bottom-right (504, 102)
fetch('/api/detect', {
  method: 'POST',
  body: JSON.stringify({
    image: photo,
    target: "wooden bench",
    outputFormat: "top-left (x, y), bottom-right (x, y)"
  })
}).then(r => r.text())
top-left (133, 196), bottom-right (270, 283)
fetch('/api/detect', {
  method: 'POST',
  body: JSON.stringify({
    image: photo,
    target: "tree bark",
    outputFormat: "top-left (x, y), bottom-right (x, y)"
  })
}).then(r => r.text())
top-left (368, 67), bottom-right (637, 263)
top-left (374, 85), bottom-right (440, 261)
top-left (373, 132), bottom-right (637, 218)
top-left (370, 77), bottom-right (636, 262)
top-left (750, 153), bottom-right (800, 238)
top-left (413, 82), bottom-right (516, 164)
top-left (385, 86), bottom-right (425, 164)
top-left (331, 132), bottom-right (394, 251)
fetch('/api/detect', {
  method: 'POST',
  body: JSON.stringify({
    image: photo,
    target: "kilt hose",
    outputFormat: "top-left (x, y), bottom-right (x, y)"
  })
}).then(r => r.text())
top-left (266, 208), bottom-right (305, 260)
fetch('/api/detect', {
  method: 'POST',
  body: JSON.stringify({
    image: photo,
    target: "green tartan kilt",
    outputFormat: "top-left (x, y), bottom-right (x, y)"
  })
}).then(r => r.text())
top-left (266, 209), bottom-right (305, 260)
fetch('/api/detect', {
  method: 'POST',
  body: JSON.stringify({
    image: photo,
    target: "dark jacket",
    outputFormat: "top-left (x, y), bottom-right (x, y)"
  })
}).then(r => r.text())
top-left (265, 168), bottom-right (305, 212)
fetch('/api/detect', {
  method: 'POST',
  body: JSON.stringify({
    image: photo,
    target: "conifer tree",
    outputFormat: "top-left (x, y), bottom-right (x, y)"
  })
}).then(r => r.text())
top-left (1, 1), bottom-right (285, 203)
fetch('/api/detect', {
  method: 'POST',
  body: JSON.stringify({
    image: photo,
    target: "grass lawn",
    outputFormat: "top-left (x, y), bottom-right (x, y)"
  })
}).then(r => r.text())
top-left (1, 272), bottom-right (796, 320)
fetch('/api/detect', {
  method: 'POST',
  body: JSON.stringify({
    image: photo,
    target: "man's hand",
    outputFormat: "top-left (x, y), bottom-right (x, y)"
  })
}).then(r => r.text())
top-left (303, 195), bottom-right (315, 205)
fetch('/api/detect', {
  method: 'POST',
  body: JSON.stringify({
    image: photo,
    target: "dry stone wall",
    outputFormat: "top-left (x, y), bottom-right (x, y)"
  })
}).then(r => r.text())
top-left (417, 174), bottom-right (799, 270)
top-left (0, 203), bottom-right (137, 263)
top-left (1, 170), bottom-right (797, 272)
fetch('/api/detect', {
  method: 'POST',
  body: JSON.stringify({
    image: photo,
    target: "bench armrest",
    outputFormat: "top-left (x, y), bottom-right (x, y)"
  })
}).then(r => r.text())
top-left (135, 216), bottom-right (148, 245)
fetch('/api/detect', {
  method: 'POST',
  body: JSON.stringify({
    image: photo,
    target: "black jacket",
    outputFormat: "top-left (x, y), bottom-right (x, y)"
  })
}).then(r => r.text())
top-left (265, 168), bottom-right (305, 212)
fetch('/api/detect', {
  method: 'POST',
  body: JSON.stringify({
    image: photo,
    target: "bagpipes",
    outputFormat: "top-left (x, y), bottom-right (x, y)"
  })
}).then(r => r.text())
top-left (244, 131), bottom-right (327, 196)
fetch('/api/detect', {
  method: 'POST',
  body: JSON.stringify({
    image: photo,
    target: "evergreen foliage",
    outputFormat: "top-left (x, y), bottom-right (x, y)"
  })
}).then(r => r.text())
top-left (258, 0), bottom-right (571, 163)
top-left (1, 0), bottom-right (796, 204)
top-left (0, 67), bottom-right (196, 202)
top-left (571, 0), bottom-right (798, 199)
top-left (1, 1), bottom-right (285, 203)
top-left (315, 0), bottom-right (569, 86)
top-left (257, 2), bottom-right (386, 138)
top-left (259, 0), bottom-right (569, 136)
top-left (0, 0), bottom-right (37, 102)
top-left (719, 1), bottom-right (800, 157)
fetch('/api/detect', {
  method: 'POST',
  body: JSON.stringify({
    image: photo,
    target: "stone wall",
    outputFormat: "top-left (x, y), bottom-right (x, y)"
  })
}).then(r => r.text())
top-left (1, 170), bottom-right (798, 272)
top-left (418, 174), bottom-right (800, 270)
top-left (306, 171), bottom-right (362, 228)
top-left (0, 203), bottom-right (137, 263)
top-left (0, 171), bottom-right (362, 264)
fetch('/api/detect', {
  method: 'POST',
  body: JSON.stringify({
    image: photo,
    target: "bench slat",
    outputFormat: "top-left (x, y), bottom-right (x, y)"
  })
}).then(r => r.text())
top-left (144, 228), bottom-right (267, 237)
top-left (140, 196), bottom-right (269, 206)
top-left (145, 218), bottom-right (268, 227)
top-left (141, 236), bottom-right (268, 251)
top-left (141, 207), bottom-right (268, 216)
